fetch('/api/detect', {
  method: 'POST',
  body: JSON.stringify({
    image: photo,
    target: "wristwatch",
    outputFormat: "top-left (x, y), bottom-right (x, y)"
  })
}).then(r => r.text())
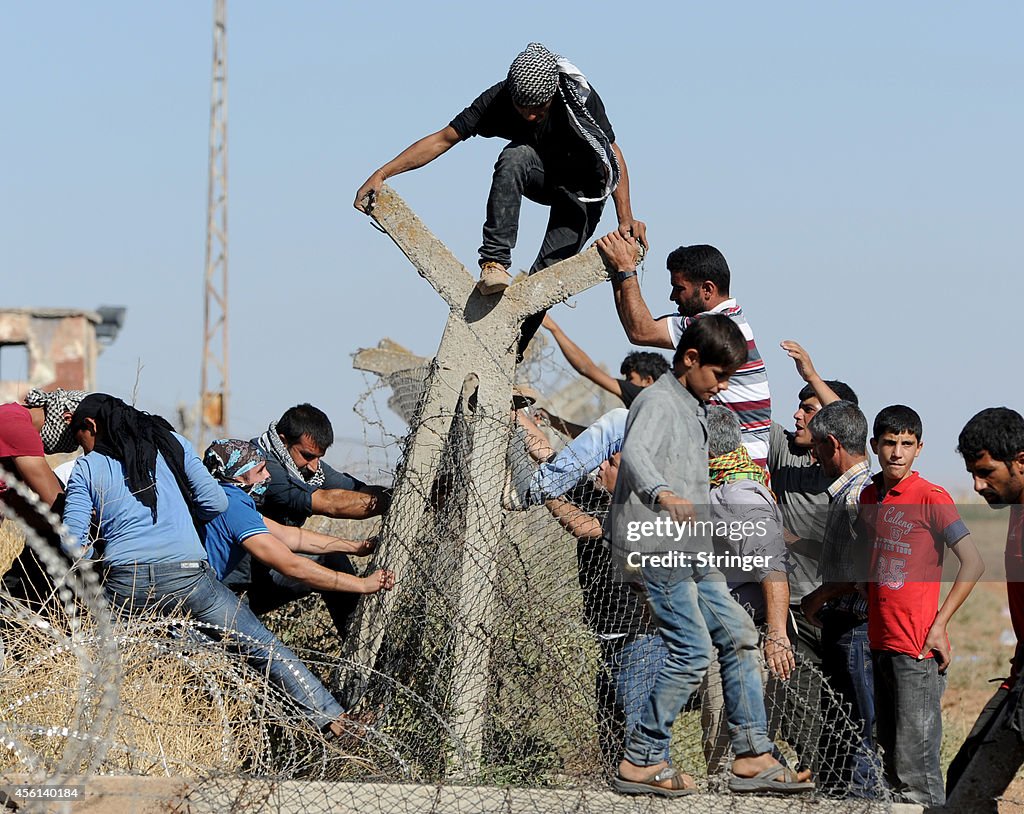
top-left (610, 270), bottom-right (637, 284)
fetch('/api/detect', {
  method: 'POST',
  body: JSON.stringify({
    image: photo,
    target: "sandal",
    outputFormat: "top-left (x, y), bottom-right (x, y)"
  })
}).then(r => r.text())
top-left (613, 765), bottom-right (697, 797)
top-left (728, 764), bottom-right (815, 794)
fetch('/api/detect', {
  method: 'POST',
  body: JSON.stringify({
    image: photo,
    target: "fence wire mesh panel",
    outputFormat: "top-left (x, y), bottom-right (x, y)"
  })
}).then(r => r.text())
top-left (0, 343), bottom-right (917, 813)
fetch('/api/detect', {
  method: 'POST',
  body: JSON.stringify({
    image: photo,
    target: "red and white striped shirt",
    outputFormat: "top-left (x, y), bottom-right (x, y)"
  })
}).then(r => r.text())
top-left (662, 298), bottom-right (771, 466)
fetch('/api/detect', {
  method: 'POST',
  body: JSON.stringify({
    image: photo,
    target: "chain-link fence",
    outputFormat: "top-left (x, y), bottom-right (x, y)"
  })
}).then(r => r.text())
top-left (0, 331), bottom-right (925, 812)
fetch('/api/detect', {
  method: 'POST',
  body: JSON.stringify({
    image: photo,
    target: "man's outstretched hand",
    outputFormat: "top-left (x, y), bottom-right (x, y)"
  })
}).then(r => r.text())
top-left (780, 340), bottom-right (820, 384)
top-left (617, 218), bottom-right (648, 250)
top-left (354, 170), bottom-right (386, 213)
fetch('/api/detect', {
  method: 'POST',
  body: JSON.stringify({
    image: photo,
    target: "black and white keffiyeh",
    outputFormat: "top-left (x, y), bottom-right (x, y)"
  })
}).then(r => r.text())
top-left (24, 387), bottom-right (87, 454)
top-left (507, 42), bottom-right (560, 107)
top-left (258, 421), bottom-right (326, 489)
top-left (506, 42), bottom-right (621, 202)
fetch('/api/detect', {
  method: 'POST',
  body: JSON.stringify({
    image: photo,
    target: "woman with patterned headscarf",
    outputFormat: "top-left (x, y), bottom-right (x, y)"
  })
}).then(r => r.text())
top-left (63, 394), bottom-right (355, 737)
top-left (354, 42), bottom-right (646, 357)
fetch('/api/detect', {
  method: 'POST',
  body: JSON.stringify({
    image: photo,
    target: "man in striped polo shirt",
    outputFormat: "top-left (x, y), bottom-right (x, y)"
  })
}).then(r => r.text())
top-left (596, 232), bottom-right (770, 467)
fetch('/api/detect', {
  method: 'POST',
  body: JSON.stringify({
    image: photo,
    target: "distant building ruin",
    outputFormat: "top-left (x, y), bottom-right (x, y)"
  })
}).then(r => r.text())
top-left (0, 307), bottom-right (125, 403)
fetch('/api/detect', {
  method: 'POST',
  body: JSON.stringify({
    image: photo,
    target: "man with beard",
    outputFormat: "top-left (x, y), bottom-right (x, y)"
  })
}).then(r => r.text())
top-left (948, 407), bottom-right (1024, 812)
top-left (595, 234), bottom-right (770, 467)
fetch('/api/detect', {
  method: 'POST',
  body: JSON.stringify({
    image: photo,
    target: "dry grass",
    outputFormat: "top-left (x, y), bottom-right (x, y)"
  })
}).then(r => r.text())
top-left (0, 528), bottom-right (325, 780)
top-left (0, 520), bottom-right (26, 576)
top-left (0, 602), bottom-right (274, 776)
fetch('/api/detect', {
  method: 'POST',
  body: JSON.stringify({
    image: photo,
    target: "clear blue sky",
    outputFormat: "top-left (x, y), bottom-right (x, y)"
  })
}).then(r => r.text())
top-left (2, 2), bottom-right (1021, 487)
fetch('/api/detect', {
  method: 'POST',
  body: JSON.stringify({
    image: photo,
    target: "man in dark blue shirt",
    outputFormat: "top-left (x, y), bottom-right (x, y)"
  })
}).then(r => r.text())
top-left (241, 403), bottom-right (392, 639)
top-left (202, 439), bottom-right (394, 610)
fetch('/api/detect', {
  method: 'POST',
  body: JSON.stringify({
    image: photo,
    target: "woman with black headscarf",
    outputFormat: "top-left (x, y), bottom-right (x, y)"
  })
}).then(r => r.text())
top-left (63, 394), bottom-right (350, 736)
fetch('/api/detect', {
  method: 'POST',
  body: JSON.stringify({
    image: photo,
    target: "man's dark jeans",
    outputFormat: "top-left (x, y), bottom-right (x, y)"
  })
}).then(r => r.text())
top-left (873, 650), bottom-right (946, 807)
top-left (946, 677), bottom-right (1024, 813)
top-left (479, 143), bottom-right (605, 357)
top-left (819, 609), bottom-right (882, 796)
top-left (104, 560), bottom-right (343, 729)
top-left (783, 606), bottom-right (825, 774)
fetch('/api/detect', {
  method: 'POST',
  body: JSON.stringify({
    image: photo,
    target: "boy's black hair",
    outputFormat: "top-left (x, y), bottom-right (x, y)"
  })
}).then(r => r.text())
top-left (277, 403), bottom-right (334, 450)
top-left (872, 404), bottom-right (922, 442)
top-left (798, 380), bottom-right (859, 405)
top-left (620, 351), bottom-right (670, 381)
top-left (666, 244), bottom-right (731, 295)
top-left (957, 407), bottom-right (1024, 465)
top-left (672, 314), bottom-right (748, 370)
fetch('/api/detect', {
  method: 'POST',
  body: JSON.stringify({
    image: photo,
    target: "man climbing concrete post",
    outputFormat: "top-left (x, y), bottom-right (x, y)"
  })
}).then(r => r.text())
top-left (354, 42), bottom-right (645, 357)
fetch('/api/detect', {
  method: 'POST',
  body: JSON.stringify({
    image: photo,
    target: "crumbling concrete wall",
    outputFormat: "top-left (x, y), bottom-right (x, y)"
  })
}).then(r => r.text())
top-left (0, 308), bottom-right (101, 403)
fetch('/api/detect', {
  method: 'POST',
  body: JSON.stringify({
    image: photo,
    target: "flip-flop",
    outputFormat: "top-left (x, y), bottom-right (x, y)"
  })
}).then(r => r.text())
top-left (612, 766), bottom-right (697, 797)
top-left (728, 765), bottom-right (815, 794)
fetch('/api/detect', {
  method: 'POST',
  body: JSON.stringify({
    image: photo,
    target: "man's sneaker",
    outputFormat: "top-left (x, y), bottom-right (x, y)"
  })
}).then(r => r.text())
top-left (478, 262), bottom-right (512, 296)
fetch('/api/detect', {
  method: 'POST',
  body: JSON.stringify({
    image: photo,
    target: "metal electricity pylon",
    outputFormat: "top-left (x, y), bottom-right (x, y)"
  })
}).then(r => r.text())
top-left (198, 0), bottom-right (229, 449)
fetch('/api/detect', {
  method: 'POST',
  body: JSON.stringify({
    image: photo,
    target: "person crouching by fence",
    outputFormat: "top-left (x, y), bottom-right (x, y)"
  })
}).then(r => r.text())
top-left (200, 438), bottom-right (394, 618)
top-left (61, 394), bottom-right (354, 738)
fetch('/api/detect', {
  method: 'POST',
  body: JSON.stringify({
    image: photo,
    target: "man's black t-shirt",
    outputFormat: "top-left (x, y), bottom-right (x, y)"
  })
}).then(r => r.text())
top-left (617, 378), bottom-right (644, 408)
top-left (449, 81), bottom-right (615, 197)
top-left (566, 482), bottom-right (654, 638)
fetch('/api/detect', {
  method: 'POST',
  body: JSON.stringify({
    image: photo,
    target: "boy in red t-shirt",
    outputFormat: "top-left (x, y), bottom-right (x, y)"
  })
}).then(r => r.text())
top-left (860, 405), bottom-right (984, 807)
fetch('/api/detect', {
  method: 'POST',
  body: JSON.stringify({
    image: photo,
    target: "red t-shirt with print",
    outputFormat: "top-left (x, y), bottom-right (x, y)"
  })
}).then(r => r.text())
top-left (861, 471), bottom-right (970, 658)
top-left (0, 403), bottom-right (45, 494)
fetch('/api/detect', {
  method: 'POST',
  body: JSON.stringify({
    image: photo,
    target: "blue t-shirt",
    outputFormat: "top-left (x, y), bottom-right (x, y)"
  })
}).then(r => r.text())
top-left (204, 483), bottom-right (269, 580)
top-left (64, 432), bottom-right (227, 565)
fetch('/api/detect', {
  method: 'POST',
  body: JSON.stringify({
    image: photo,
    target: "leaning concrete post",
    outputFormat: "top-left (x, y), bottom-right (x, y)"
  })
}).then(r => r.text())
top-left (356, 185), bottom-right (610, 775)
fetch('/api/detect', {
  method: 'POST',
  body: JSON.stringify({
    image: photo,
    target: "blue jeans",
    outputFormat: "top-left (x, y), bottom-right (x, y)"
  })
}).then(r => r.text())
top-left (873, 650), bottom-right (946, 807)
top-left (700, 621), bottom-right (789, 777)
top-left (820, 610), bottom-right (882, 796)
top-left (104, 561), bottom-right (344, 730)
top-left (526, 409), bottom-right (627, 505)
top-left (480, 142), bottom-right (606, 358)
top-left (623, 563), bottom-right (774, 766)
top-left (598, 634), bottom-right (670, 767)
